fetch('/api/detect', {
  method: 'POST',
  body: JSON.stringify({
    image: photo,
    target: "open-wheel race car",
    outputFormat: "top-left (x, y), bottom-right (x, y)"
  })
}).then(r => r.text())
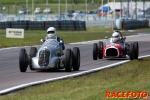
top-left (93, 32), bottom-right (139, 60)
top-left (19, 39), bottom-right (80, 72)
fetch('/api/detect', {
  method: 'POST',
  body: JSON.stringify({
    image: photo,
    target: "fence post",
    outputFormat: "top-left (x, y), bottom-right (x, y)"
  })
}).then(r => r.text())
top-left (59, 21), bottom-right (61, 30)
top-left (43, 21), bottom-right (45, 30)
top-left (9, 22), bottom-right (11, 28)
top-left (26, 21), bottom-right (29, 30)
top-left (74, 21), bottom-right (76, 30)
top-left (84, 21), bottom-right (86, 30)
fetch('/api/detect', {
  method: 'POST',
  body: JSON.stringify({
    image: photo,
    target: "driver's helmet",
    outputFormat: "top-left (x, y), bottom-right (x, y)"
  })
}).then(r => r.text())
top-left (47, 27), bottom-right (56, 38)
top-left (111, 31), bottom-right (120, 43)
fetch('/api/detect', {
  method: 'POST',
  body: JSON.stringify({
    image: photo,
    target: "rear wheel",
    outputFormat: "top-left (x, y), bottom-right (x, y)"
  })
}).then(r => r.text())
top-left (134, 42), bottom-right (139, 59)
top-left (93, 43), bottom-right (98, 60)
top-left (72, 47), bottom-right (80, 71)
top-left (29, 47), bottom-right (37, 70)
top-left (65, 49), bottom-right (72, 72)
top-left (98, 41), bottom-right (103, 59)
top-left (129, 43), bottom-right (134, 60)
top-left (19, 49), bottom-right (28, 72)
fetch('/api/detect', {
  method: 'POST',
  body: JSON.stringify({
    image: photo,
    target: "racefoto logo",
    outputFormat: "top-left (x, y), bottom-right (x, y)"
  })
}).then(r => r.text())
top-left (106, 91), bottom-right (148, 99)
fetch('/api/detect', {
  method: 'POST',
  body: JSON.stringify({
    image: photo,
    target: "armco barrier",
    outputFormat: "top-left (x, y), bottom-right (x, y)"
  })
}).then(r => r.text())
top-left (11, 21), bottom-right (28, 29)
top-left (67, 21), bottom-right (75, 30)
top-left (45, 21), bottom-right (58, 30)
top-left (116, 18), bottom-right (149, 30)
top-left (0, 22), bottom-right (10, 29)
top-left (145, 20), bottom-right (149, 27)
top-left (75, 21), bottom-right (86, 30)
top-left (28, 21), bottom-right (44, 30)
top-left (0, 21), bottom-right (86, 30)
top-left (60, 21), bottom-right (67, 30)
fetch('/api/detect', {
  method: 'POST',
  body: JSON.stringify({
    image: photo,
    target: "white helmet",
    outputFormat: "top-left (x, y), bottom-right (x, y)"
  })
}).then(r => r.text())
top-left (111, 32), bottom-right (120, 43)
top-left (47, 27), bottom-right (56, 38)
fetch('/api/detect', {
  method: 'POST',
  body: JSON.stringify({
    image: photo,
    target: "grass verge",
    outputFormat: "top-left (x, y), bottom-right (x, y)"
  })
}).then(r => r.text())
top-left (0, 32), bottom-right (131, 48)
top-left (0, 27), bottom-right (114, 48)
top-left (0, 57), bottom-right (150, 100)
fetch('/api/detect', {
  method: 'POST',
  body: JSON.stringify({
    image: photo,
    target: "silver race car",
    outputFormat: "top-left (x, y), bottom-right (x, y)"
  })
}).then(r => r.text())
top-left (19, 39), bottom-right (80, 72)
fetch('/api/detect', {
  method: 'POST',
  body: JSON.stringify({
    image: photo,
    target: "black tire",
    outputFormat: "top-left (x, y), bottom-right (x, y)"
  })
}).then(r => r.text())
top-left (98, 41), bottom-right (103, 59)
top-left (29, 47), bottom-right (37, 58)
top-left (129, 43), bottom-right (134, 60)
top-left (72, 47), bottom-right (80, 71)
top-left (65, 49), bottom-right (72, 72)
top-left (29, 47), bottom-right (37, 70)
top-left (19, 49), bottom-right (28, 72)
top-left (134, 42), bottom-right (139, 59)
top-left (93, 43), bottom-right (98, 60)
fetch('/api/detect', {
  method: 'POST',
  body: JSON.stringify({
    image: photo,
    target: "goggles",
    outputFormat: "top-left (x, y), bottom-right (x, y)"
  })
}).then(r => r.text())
top-left (112, 36), bottom-right (119, 38)
top-left (47, 31), bottom-right (54, 34)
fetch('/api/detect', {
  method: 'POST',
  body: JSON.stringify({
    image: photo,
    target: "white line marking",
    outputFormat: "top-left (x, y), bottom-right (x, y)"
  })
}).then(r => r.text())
top-left (0, 45), bottom-right (39, 51)
top-left (0, 55), bottom-right (150, 95)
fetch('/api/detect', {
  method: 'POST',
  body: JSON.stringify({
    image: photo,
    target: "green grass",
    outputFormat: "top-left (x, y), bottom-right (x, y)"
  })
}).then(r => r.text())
top-left (0, 0), bottom-right (119, 4)
top-left (0, 26), bottom-right (114, 48)
top-left (1, 0), bottom-right (115, 14)
top-left (1, 25), bottom-right (150, 48)
top-left (0, 0), bottom-right (133, 15)
top-left (0, 57), bottom-right (150, 100)
top-left (0, 32), bottom-right (112, 48)
top-left (0, 0), bottom-right (147, 4)
top-left (1, 25), bottom-right (146, 48)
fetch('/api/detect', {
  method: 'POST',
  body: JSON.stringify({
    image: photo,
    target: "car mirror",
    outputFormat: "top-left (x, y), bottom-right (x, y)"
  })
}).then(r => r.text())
top-left (123, 36), bottom-right (126, 39)
top-left (105, 36), bottom-right (108, 39)
top-left (40, 39), bottom-right (43, 42)
top-left (59, 40), bottom-right (63, 44)
top-left (40, 39), bottom-right (45, 43)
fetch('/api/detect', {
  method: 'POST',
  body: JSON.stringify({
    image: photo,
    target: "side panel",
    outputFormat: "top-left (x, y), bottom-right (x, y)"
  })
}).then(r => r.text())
top-left (114, 44), bottom-right (124, 57)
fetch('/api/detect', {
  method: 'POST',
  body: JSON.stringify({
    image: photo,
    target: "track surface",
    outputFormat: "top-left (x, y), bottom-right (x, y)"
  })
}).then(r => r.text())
top-left (0, 34), bottom-right (150, 91)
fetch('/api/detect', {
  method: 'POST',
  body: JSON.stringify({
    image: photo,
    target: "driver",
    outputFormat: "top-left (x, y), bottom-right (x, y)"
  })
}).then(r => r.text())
top-left (111, 31), bottom-right (123, 44)
top-left (111, 31), bottom-right (130, 54)
top-left (42, 27), bottom-right (65, 50)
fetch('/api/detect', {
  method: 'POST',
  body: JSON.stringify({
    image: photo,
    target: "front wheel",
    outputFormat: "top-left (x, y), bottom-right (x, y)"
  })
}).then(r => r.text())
top-left (98, 41), bottom-right (103, 59)
top-left (72, 47), bottom-right (80, 71)
top-left (19, 49), bottom-right (28, 72)
top-left (65, 49), bottom-right (72, 72)
top-left (93, 43), bottom-right (98, 60)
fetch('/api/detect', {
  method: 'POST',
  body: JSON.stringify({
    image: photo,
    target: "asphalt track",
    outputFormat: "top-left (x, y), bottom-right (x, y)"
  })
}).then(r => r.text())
top-left (0, 33), bottom-right (150, 94)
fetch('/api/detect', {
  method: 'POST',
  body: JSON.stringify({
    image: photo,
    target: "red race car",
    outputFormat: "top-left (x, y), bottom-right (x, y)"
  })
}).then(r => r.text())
top-left (93, 33), bottom-right (139, 60)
